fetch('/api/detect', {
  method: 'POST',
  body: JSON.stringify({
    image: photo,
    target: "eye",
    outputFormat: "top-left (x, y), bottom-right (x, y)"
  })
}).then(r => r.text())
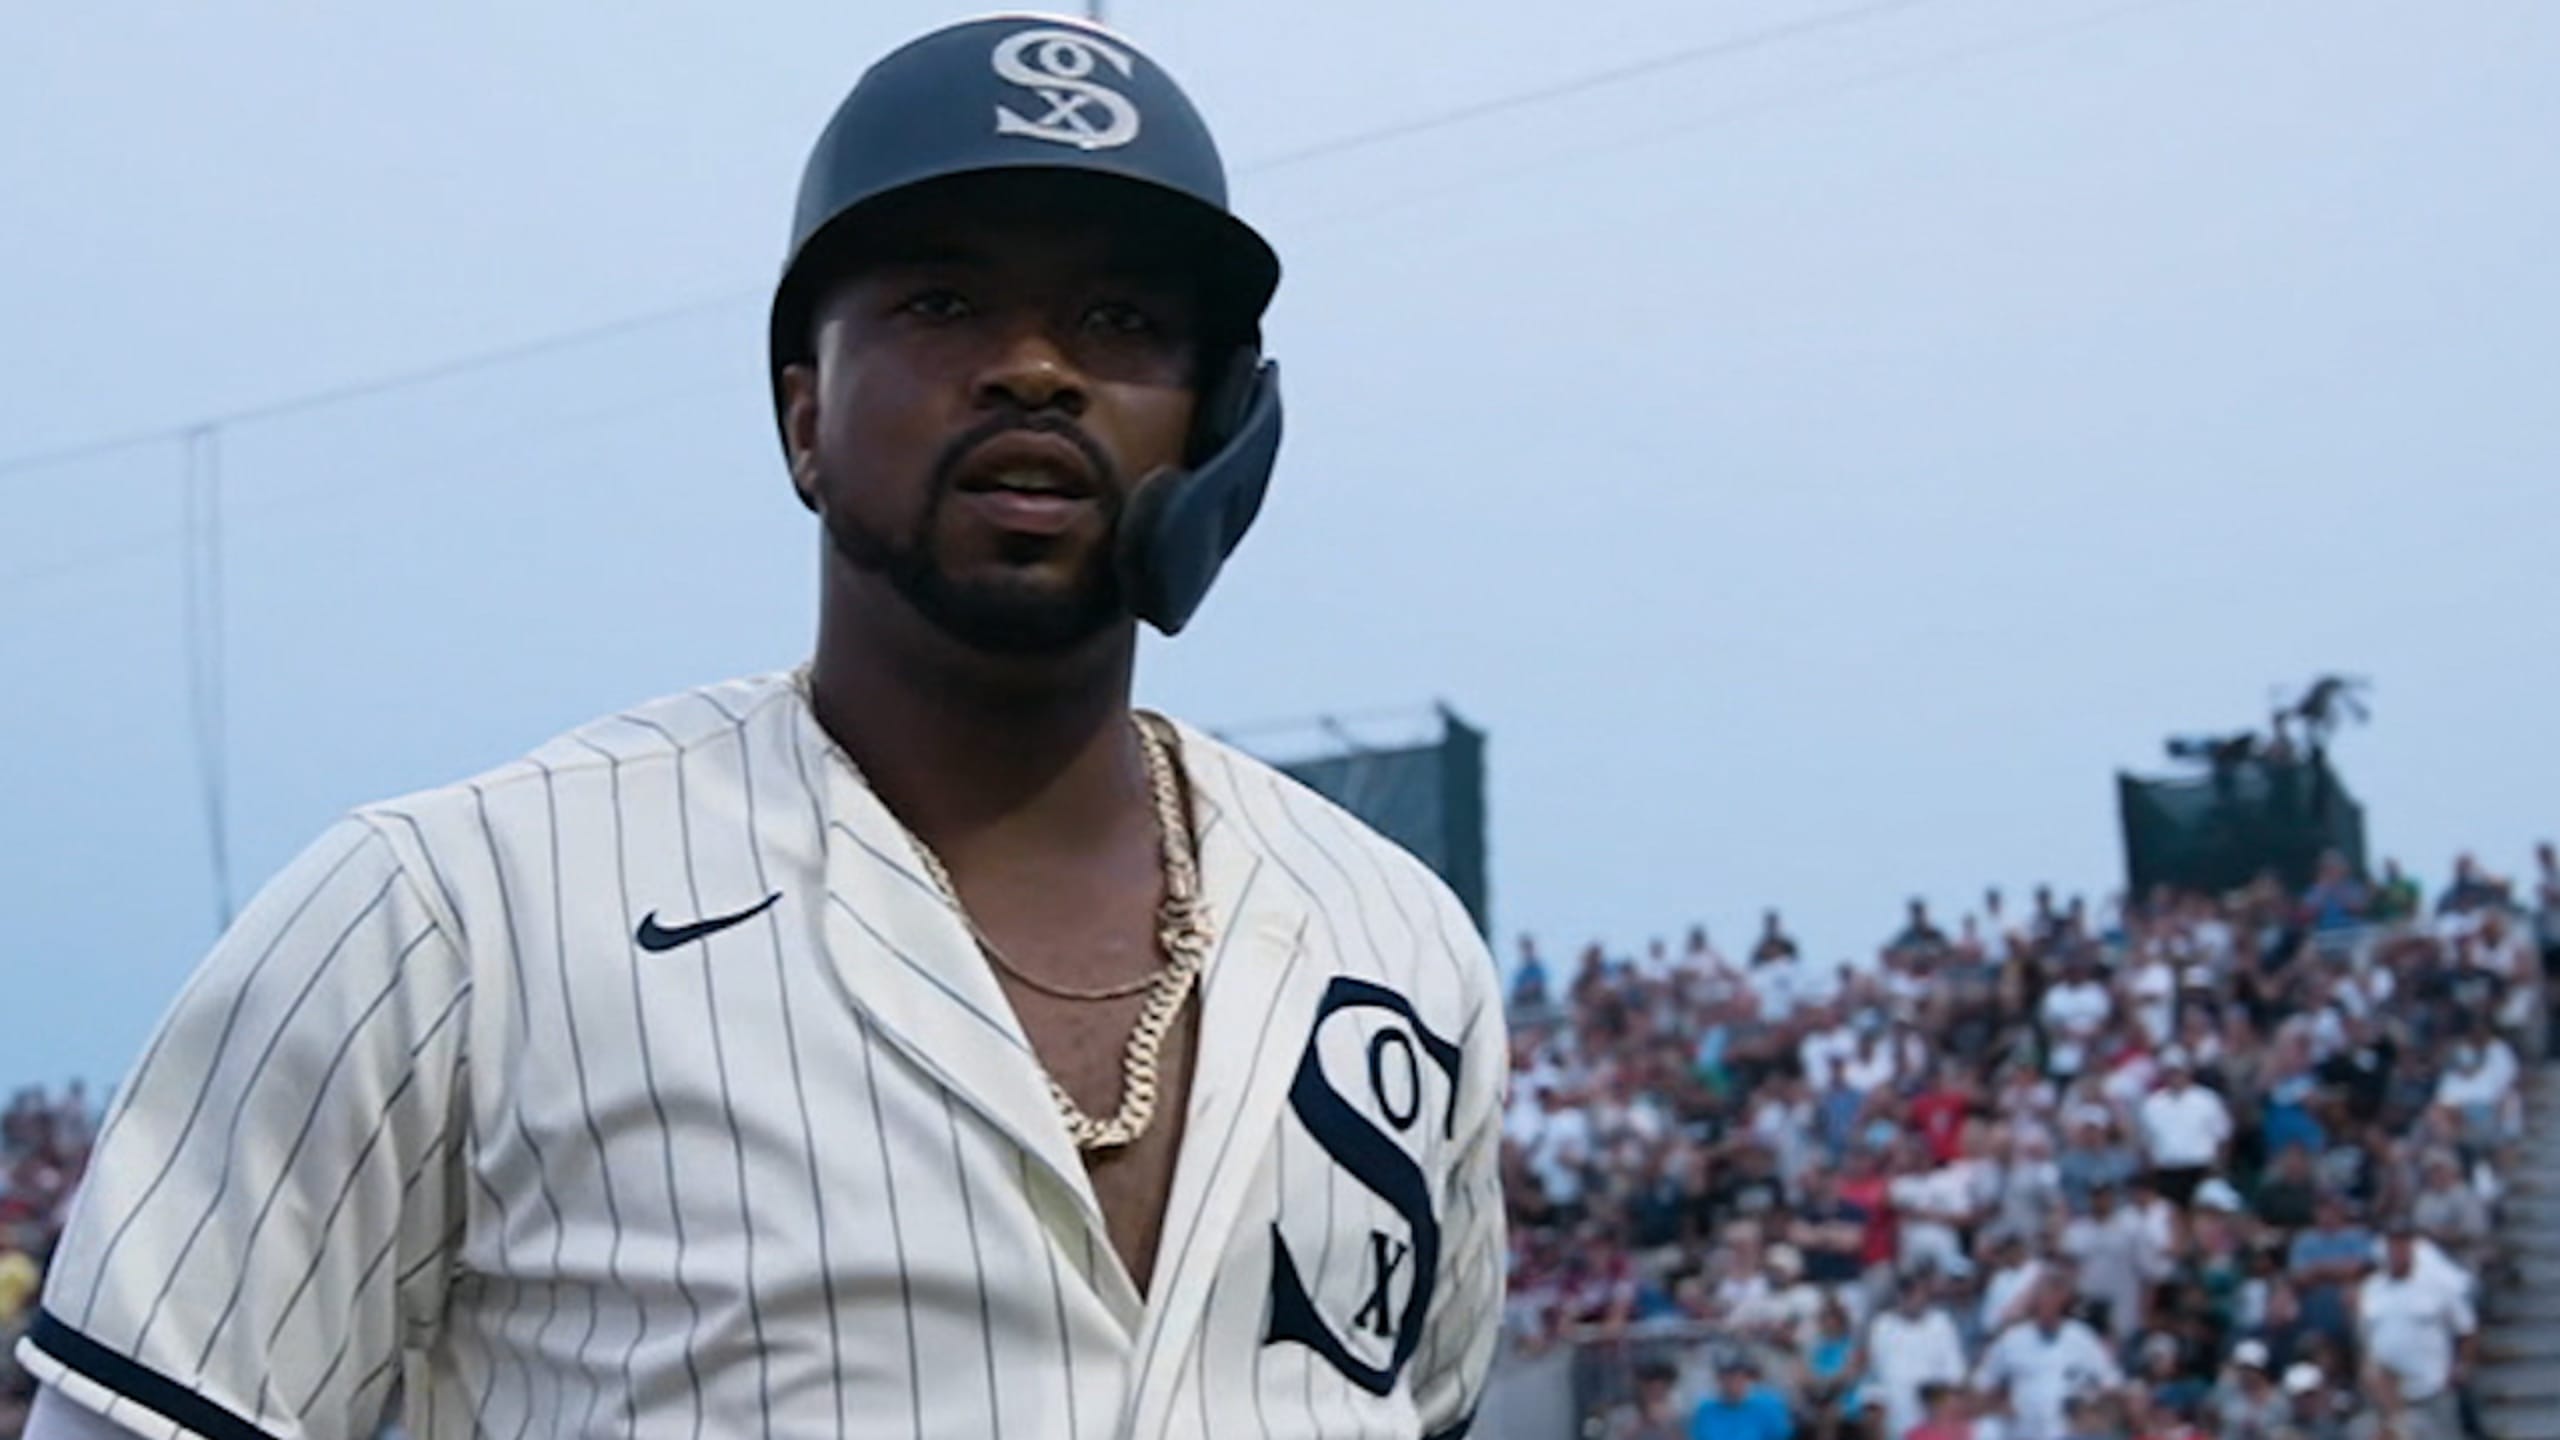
top-left (1083, 299), bottom-right (1158, 336)
top-left (898, 288), bottom-right (973, 322)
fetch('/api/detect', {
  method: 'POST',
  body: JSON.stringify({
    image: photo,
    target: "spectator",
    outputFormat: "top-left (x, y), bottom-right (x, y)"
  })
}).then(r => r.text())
top-left (2302, 850), bottom-right (2371, 933)
top-left (1893, 899), bottom-right (1950, 958)
top-left (2060, 1183), bottom-right (2158, 1343)
top-left (1604, 1357), bottom-right (1691, 1440)
top-left (1972, 1277), bottom-right (2123, 1440)
top-left (1864, 1269), bottom-right (1968, 1440)
top-left (1907, 1061), bottom-right (1974, 1167)
top-left (2286, 1193), bottom-right (2374, 1342)
top-left (2056, 1391), bottom-right (2121, 1440)
top-left (1512, 932), bottom-right (1551, 1011)
top-left (2407, 1150), bottom-right (2490, 1274)
top-left (2208, 1339), bottom-right (2290, 1440)
top-left (2255, 1144), bottom-right (2320, 1231)
top-left (2283, 1362), bottom-right (2351, 1440)
top-left (1889, 1138), bottom-right (1980, 1279)
top-left (2539, 841), bottom-right (2560, 1048)
top-left (2373, 860), bottom-right (2423, 924)
top-left (2135, 1048), bottom-right (2231, 1207)
top-left (1794, 1294), bottom-right (1861, 1440)
top-left (1979, 1231), bottom-right (2049, 1339)
top-left (2436, 855), bottom-right (2509, 916)
top-left (2056, 1115), bottom-right (2138, 1217)
top-left (2040, 955), bottom-right (2114, 1080)
top-left (1788, 1169), bottom-right (1870, 1294)
top-left (1907, 1381), bottom-right (1975, 1440)
top-left (1692, 1353), bottom-right (1795, 1440)
top-left (2355, 1220), bottom-right (2474, 1440)
top-left (0, 1228), bottom-right (41, 1329)
top-left (1990, 1128), bottom-right (2066, 1245)
top-left (2430, 1036), bottom-right (2517, 1155)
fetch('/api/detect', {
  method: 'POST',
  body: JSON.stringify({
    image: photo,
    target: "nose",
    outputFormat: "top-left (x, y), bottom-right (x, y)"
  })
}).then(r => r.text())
top-left (975, 323), bottom-right (1088, 418)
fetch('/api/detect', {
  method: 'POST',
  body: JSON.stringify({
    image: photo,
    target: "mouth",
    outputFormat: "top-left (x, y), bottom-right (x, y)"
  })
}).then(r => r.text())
top-left (951, 430), bottom-right (1102, 501)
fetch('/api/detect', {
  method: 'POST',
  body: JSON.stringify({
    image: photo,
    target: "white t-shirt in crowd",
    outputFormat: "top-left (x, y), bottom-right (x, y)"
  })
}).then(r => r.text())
top-left (2357, 1269), bottom-right (2476, 1401)
top-left (1867, 1307), bottom-right (1969, 1440)
top-left (1982, 1261), bottom-right (2048, 1334)
top-left (2481, 1038), bottom-right (2521, 1099)
top-left (2368, 1236), bottom-right (2479, 1307)
top-left (1531, 1105), bottom-right (1595, 1204)
top-left (1801, 1025), bottom-right (1858, 1087)
top-left (2438, 1062), bottom-right (2511, 1112)
top-left (2193, 917), bottom-right (2235, 969)
top-left (1891, 1166), bottom-right (1976, 1273)
top-left (1843, 1042), bottom-right (1900, 1095)
top-left (2128, 960), bottom-right (2178, 1046)
top-left (2042, 981), bottom-right (2112, 1038)
top-left (2139, 1083), bottom-right (2234, 1168)
top-left (1975, 1319), bottom-right (2123, 1440)
top-left (1751, 957), bottom-right (1803, 1021)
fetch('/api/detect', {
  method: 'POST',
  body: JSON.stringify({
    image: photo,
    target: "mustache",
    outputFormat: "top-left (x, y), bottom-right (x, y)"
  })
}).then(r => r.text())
top-left (927, 411), bottom-right (1124, 500)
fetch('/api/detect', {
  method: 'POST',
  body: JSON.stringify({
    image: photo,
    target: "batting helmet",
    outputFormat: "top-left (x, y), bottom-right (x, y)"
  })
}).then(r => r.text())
top-left (770, 13), bottom-right (1283, 636)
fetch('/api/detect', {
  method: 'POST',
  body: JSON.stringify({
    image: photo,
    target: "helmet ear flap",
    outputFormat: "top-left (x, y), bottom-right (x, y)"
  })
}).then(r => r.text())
top-left (1190, 338), bottom-right (1263, 463)
top-left (1120, 358), bottom-right (1281, 636)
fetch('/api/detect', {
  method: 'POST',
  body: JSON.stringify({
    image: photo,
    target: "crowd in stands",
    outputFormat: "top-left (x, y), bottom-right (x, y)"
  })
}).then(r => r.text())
top-left (6, 843), bottom-right (2559, 1440)
top-left (0, 1082), bottom-right (96, 1437)
top-left (1501, 843), bottom-right (2560, 1440)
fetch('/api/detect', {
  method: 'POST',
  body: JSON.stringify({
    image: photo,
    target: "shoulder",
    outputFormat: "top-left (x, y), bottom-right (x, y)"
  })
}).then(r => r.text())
top-left (347, 672), bottom-right (797, 924)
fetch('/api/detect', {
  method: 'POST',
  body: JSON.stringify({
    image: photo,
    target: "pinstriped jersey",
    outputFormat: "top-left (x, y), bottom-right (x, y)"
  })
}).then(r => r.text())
top-left (20, 671), bottom-right (1506, 1440)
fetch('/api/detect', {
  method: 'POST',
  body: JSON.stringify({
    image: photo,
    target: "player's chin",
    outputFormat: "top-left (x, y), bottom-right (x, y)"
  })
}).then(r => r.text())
top-left (918, 553), bottom-right (1128, 654)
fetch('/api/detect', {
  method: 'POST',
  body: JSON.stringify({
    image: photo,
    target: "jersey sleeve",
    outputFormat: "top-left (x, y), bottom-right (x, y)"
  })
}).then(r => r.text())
top-left (18, 819), bottom-right (473, 1440)
top-left (1409, 983), bottom-right (1508, 1440)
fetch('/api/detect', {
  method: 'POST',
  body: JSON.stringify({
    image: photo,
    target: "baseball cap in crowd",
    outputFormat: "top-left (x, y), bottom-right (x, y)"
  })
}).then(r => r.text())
top-left (2232, 1340), bottom-right (2271, 1372)
top-left (2284, 1363), bottom-right (2327, 1396)
top-left (2382, 1212), bottom-right (2419, 1237)
top-left (1717, 1351), bottom-right (1760, 1376)
top-left (2194, 1178), bottom-right (2245, 1213)
top-left (2159, 1045), bottom-right (2191, 1070)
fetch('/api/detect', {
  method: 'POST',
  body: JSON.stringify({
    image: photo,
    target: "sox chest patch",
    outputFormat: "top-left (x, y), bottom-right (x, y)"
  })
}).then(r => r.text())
top-left (1263, 977), bottom-right (1462, 1395)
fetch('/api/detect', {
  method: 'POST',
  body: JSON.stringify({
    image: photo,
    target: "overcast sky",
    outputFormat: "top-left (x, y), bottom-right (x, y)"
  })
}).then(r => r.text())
top-left (3, 0), bottom-right (2553, 1087)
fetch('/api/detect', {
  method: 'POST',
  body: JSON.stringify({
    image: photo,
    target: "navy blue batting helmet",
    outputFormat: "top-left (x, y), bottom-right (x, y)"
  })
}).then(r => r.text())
top-left (770, 14), bottom-right (1284, 635)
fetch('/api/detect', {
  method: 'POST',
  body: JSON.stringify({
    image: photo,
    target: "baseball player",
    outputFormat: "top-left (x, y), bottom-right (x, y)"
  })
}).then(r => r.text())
top-left (21, 15), bottom-right (1505, 1440)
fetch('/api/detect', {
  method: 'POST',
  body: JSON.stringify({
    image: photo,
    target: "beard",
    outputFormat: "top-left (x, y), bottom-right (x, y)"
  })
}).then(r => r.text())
top-left (824, 417), bottom-right (1129, 655)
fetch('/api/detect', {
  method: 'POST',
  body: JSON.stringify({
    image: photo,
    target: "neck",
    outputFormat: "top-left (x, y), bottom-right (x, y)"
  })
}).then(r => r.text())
top-left (808, 563), bottom-right (1147, 862)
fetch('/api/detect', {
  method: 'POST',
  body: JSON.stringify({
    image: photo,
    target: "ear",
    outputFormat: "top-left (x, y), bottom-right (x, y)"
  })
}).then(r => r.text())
top-left (780, 362), bottom-right (823, 514)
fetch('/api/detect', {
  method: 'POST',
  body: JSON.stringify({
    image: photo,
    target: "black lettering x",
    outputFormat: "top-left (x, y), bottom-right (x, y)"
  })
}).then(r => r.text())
top-left (1354, 1229), bottom-right (1409, 1340)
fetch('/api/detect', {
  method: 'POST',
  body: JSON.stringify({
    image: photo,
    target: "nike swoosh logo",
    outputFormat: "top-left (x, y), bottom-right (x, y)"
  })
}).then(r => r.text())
top-left (635, 892), bottom-right (783, 952)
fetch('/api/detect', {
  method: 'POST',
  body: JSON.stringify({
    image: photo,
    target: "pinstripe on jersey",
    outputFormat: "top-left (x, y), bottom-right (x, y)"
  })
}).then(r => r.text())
top-left (22, 671), bottom-right (1506, 1440)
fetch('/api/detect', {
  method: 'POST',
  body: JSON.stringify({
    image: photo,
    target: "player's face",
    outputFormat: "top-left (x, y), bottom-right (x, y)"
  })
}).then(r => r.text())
top-left (783, 176), bottom-right (1203, 655)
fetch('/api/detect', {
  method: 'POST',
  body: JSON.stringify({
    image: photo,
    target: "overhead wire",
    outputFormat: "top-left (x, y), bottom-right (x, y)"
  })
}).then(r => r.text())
top-left (0, 0), bottom-right (2215, 938)
top-left (1239, 0), bottom-right (1952, 176)
top-left (0, 0), bottom-right (1971, 484)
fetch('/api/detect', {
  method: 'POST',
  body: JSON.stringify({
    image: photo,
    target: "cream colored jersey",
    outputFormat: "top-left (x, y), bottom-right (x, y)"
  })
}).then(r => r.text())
top-left (23, 672), bottom-right (1506, 1440)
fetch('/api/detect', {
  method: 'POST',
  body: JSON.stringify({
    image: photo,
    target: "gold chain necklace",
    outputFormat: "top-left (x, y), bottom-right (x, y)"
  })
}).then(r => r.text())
top-left (795, 669), bottom-right (1214, 1152)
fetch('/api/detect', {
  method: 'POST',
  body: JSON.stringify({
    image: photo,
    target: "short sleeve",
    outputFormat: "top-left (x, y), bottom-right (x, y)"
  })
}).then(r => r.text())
top-left (18, 820), bottom-right (472, 1440)
top-left (1408, 984), bottom-right (1509, 1440)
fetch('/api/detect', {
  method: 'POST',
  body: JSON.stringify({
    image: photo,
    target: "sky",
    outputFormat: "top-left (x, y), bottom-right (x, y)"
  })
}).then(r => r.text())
top-left (2, 0), bottom-right (2554, 1089)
